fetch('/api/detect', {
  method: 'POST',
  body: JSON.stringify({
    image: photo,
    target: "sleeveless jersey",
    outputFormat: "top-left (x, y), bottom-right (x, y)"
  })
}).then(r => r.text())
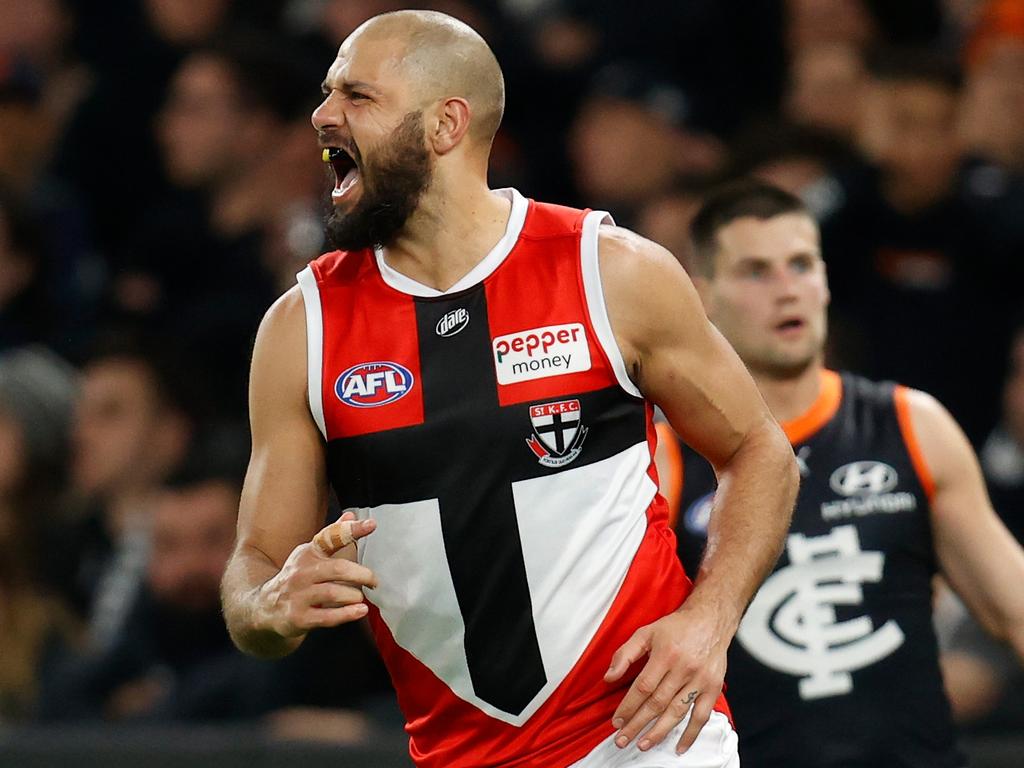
top-left (296, 189), bottom-right (729, 768)
top-left (671, 371), bottom-right (964, 768)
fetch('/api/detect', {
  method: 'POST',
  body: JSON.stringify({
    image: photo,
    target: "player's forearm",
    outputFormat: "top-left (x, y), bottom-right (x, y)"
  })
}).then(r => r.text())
top-left (688, 418), bottom-right (797, 629)
top-left (221, 546), bottom-right (305, 659)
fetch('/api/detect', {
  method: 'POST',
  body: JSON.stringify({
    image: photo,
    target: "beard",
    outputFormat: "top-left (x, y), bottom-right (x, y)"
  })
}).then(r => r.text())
top-left (325, 110), bottom-right (433, 251)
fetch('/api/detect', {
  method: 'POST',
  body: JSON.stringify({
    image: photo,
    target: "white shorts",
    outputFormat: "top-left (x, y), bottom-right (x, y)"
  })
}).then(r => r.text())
top-left (568, 711), bottom-right (739, 768)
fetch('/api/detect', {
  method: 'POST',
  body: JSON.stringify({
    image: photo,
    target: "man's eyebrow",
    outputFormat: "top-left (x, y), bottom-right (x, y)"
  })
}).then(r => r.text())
top-left (341, 80), bottom-right (380, 94)
top-left (734, 255), bottom-right (770, 266)
top-left (320, 79), bottom-right (381, 96)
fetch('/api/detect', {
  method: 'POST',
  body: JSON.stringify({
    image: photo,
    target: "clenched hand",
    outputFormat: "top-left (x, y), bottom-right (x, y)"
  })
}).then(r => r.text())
top-left (257, 511), bottom-right (378, 638)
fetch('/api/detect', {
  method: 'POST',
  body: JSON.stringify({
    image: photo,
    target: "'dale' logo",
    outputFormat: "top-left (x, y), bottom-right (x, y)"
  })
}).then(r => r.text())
top-left (436, 308), bottom-right (469, 337)
top-left (336, 362), bottom-right (414, 408)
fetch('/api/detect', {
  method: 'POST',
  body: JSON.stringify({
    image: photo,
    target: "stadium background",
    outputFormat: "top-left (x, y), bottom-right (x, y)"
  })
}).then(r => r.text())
top-left (1, 0), bottom-right (1023, 765)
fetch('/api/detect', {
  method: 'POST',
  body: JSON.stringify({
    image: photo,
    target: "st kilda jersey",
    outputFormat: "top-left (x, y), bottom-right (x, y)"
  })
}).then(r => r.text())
top-left (669, 371), bottom-right (964, 768)
top-left (295, 189), bottom-right (730, 768)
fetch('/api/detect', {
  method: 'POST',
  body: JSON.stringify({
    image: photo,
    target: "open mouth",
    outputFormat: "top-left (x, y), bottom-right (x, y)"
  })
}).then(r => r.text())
top-left (775, 318), bottom-right (805, 332)
top-left (322, 146), bottom-right (360, 199)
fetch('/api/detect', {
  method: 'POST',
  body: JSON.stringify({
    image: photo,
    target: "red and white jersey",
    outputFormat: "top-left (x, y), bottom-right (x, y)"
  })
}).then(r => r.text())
top-left (296, 188), bottom-right (729, 767)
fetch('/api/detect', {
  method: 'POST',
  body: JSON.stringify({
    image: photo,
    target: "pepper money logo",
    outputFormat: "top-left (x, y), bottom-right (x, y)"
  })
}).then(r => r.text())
top-left (492, 323), bottom-right (591, 384)
top-left (736, 524), bottom-right (904, 699)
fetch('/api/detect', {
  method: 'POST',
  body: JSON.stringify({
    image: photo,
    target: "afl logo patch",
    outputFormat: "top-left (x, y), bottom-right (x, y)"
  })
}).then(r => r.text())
top-left (335, 361), bottom-right (414, 408)
top-left (436, 308), bottom-right (469, 337)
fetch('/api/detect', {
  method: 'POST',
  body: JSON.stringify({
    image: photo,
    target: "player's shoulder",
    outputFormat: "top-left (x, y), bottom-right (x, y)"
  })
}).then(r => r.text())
top-left (595, 224), bottom-right (687, 290)
top-left (254, 285), bottom-right (306, 355)
top-left (264, 284), bottom-right (304, 326)
top-left (895, 384), bottom-right (960, 437)
top-left (597, 223), bottom-right (674, 261)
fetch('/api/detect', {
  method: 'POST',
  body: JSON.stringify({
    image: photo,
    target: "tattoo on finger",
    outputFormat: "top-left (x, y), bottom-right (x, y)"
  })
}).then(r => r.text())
top-left (684, 690), bottom-right (699, 705)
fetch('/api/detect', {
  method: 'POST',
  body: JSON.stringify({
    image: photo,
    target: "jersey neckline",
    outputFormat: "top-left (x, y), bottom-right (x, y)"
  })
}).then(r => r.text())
top-left (781, 369), bottom-right (842, 445)
top-left (373, 187), bottom-right (528, 297)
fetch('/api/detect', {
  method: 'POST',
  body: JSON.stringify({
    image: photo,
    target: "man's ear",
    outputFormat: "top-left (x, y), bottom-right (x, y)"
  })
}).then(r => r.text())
top-left (430, 97), bottom-right (472, 155)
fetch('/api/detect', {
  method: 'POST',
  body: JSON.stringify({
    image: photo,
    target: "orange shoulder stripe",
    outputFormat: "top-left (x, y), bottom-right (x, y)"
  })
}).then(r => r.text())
top-left (782, 370), bottom-right (843, 445)
top-left (893, 385), bottom-right (936, 504)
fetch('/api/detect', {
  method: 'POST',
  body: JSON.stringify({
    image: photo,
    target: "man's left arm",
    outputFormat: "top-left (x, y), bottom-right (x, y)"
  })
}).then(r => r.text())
top-left (902, 388), bottom-right (1024, 657)
top-left (598, 226), bottom-right (799, 753)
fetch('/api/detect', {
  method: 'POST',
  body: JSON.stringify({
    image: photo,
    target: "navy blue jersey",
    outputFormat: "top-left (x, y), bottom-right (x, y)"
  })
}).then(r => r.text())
top-left (673, 371), bottom-right (964, 768)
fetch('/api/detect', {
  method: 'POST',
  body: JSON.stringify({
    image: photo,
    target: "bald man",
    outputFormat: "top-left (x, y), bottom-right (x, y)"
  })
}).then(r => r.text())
top-left (221, 11), bottom-right (797, 768)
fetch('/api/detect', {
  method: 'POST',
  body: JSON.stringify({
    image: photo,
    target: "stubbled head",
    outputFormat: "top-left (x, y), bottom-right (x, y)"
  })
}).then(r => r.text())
top-left (688, 180), bottom-right (830, 380)
top-left (312, 10), bottom-right (505, 250)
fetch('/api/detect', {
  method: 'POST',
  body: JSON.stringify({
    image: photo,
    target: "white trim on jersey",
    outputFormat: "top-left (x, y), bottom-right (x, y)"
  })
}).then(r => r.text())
top-left (355, 441), bottom-right (654, 726)
top-left (373, 188), bottom-right (529, 297)
top-left (580, 211), bottom-right (643, 398)
top-left (295, 265), bottom-right (327, 439)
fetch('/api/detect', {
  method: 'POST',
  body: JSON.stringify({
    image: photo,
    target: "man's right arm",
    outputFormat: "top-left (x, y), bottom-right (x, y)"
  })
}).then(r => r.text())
top-left (221, 287), bottom-right (377, 659)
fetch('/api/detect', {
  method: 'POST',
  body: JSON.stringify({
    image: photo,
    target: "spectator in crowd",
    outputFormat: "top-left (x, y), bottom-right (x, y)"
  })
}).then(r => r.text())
top-left (0, 185), bottom-right (55, 351)
top-left (820, 46), bottom-right (1024, 442)
top-left (0, 346), bottom-right (80, 720)
top-left (727, 121), bottom-right (849, 209)
top-left (59, 337), bottom-right (195, 649)
top-left (51, 0), bottom-right (238, 257)
top-left (784, 42), bottom-right (866, 142)
top-left (568, 62), bottom-right (723, 226)
top-left (536, 0), bottom-right (785, 136)
top-left (40, 468), bottom-right (282, 721)
top-left (0, 0), bottom-right (91, 144)
top-left (960, 0), bottom-right (1024, 174)
top-left (107, 37), bottom-right (320, 415)
top-left (0, 64), bottom-right (94, 354)
top-left (785, 0), bottom-right (878, 51)
top-left (42, 465), bottom-right (395, 728)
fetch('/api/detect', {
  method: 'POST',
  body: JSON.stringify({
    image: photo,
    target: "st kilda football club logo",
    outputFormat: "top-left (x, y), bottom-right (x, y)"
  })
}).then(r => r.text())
top-left (526, 399), bottom-right (588, 467)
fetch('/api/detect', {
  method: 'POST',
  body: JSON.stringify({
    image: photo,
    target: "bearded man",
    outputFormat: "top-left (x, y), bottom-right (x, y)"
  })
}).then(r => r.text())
top-left (221, 11), bottom-right (798, 768)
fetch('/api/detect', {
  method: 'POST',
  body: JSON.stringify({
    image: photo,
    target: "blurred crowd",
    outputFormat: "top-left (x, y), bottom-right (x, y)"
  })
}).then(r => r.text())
top-left (1, 0), bottom-right (1024, 749)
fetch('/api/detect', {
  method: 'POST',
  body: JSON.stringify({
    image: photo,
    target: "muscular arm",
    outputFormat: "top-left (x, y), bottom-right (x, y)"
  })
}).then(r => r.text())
top-left (221, 287), bottom-right (376, 659)
top-left (599, 227), bottom-right (798, 751)
top-left (603, 225), bottom-right (796, 633)
top-left (904, 388), bottom-right (1024, 658)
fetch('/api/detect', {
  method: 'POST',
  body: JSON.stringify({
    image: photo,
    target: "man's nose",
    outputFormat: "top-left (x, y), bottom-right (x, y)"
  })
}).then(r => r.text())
top-left (312, 92), bottom-right (345, 132)
top-left (775, 269), bottom-right (802, 300)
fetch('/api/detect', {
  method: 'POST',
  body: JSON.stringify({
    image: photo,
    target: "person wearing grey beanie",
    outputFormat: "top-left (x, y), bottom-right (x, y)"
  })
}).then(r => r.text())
top-left (0, 347), bottom-right (81, 721)
top-left (0, 346), bottom-right (78, 475)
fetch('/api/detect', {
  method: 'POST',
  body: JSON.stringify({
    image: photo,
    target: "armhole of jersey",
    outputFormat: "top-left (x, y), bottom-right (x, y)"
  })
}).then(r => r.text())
top-left (893, 385), bottom-right (936, 504)
top-left (580, 210), bottom-right (642, 398)
top-left (296, 265), bottom-right (327, 439)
